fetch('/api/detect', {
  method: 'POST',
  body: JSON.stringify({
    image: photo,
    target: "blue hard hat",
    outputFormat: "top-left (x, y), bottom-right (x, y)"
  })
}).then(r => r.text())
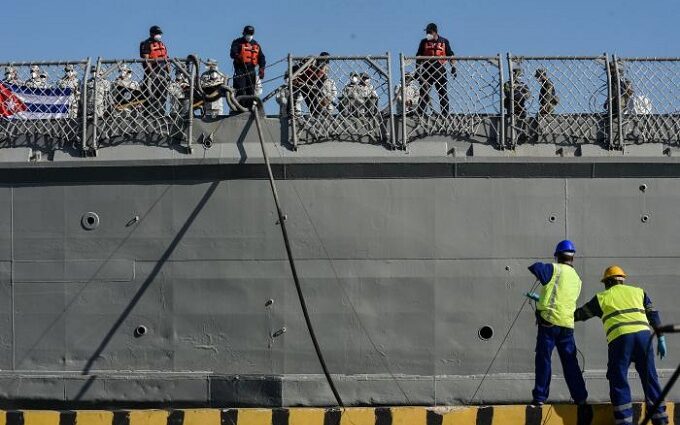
top-left (554, 240), bottom-right (576, 256)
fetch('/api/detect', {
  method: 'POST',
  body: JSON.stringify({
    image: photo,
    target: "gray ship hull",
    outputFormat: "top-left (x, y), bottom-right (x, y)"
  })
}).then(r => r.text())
top-left (0, 116), bottom-right (678, 408)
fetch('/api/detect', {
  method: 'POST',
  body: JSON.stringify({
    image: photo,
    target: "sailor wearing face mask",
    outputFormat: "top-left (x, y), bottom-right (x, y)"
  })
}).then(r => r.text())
top-left (57, 65), bottom-right (81, 118)
top-left (276, 69), bottom-right (303, 117)
top-left (25, 65), bottom-right (49, 89)
top-left (416, 23), bottom-right (455, 114)
top-left (4, 66), bottom-right (23, 86)
top-left (86, 65), bottom-right (111, 119)
top-left (396, 72), bottom-right (420, 115)
top-left (168, 70), bottom-right (191, 115)
top-left (359, 73), bottom-right (379, 116)
top-left (140, 25), bottom-right (170, 113)
top-left (112, 64), bottom-right (143, 111)
top-left (230, 25), bottom-right (266, 111)
top-left (200, 59), bottom-right (227, 117)
top-left (339, 72), bottom-right (362, 115)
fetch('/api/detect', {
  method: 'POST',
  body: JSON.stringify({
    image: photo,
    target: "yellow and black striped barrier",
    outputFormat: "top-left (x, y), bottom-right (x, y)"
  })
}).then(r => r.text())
top-left (0, 403), bottom-right (677, 425)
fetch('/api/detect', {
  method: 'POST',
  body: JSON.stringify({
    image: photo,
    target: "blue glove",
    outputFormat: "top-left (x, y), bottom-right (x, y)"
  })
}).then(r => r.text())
top-left (526, 292), bottom-right (540, 302)
top-left (658, 336), bottom-right (667, 360)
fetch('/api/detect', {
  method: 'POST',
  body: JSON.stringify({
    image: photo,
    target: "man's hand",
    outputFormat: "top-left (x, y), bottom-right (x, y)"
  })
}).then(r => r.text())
top-left (658, 335), bottom-right (667, 360)
top-left (526, 292), bottom-right (540, 302)
top-left (258, 68), bottom-right (265, 80)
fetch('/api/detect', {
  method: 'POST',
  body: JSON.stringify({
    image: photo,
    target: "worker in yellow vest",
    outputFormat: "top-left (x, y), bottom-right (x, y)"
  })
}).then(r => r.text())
top-left (526, 240), bottom-right (590, 423)
top-left (574, 265), bottom-right (668, 425)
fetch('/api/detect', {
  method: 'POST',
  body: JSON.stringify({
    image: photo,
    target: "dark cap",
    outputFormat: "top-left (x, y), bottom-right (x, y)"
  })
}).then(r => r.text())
top-left (243, 25), bottom-right (255, 35)
top-left (425, 23), bottom-right (438, 33)
top-left (319, 51), bottom-right (330, 57)
top-left (150, 25), bottom-right (163, 35)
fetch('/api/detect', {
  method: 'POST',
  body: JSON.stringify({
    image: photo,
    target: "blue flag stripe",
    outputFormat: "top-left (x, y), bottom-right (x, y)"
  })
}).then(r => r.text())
top-left (24, 102), bottom-right (69, 114)
top-left (3, 81), bottom-right (73, 97)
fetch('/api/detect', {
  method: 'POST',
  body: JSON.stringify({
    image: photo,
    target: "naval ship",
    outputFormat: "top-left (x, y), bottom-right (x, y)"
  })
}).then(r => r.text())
top-left (0, 51), bottom-right (679, 424)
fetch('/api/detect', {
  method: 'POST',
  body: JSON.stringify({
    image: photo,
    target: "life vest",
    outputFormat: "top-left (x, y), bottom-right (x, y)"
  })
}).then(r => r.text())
top-left (536, 263), bottom-right (582, 328)
top-left (240, 43), bottom-right (260, 66)
top-left (423, 40), bottom-right (447, 64)
top-left (596, 284), bottom-right (650, 343)
top-left (147, 41), bottom-right (168, 59)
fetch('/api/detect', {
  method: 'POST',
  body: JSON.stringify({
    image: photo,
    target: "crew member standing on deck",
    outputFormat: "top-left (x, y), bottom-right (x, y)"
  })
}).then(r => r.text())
top-left (230, 25), bottom-right (266, 111)
top-left (416, 23), bottom-right (455, 114)
top-left (140, 25), bottom-right (170, 113)
top-left (575, 266), bottom-right (668, 425)
top-left (525, 240), bottom-right (592, 423)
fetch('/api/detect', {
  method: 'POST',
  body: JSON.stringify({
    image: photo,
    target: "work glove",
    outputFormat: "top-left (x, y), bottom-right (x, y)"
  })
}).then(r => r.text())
top-left (450, 65), bottom-right (457, 79)
top-left (658, 335), bottom-right (667, 360)
top-left (258, 68), bottom-right (265, 80)
top-left (526, 292), bottom-right (540, 302)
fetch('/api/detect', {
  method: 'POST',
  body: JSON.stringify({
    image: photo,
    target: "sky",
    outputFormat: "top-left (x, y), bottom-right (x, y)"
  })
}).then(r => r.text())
top-left (3, 0), bottom-right (678, 63)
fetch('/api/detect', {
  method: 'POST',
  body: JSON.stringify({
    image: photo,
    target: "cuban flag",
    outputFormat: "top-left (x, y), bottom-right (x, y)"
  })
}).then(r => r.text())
top-left (0, 82), bottom-right (72, 119)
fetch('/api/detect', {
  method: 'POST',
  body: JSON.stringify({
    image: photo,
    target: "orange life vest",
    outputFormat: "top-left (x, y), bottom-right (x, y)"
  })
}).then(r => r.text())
top-left (423, 41), bottom-right (446, 57)
top-left (423, 41), bottom-right (448, 64)
top-left (148, 41), bottom-right (168, 59)
top-left (240, 43), bottom-right (260, 66)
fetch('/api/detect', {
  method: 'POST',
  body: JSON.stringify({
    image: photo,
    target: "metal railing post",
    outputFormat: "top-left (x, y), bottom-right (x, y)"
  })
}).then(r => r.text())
top-left (287, 54), bottom-right (298, 150)
top-left (604, 54), bottom-right (614, 149)
top-left (80, 58), bottom-right (91, 153)
top-left (91, 57), bottom-right (102, 153)
top-left (386, 52), bottom-right (397, 149)
top-left (506, 53), bottom-right (516, 148)
top-left (399, 53), bottom-right (408, 149)
top-left (498, 53), bottom-right (506, 150)
top-left (186, 59), bottom-right (197, 153)
top-left (613, 54), bottom-right (625, 149)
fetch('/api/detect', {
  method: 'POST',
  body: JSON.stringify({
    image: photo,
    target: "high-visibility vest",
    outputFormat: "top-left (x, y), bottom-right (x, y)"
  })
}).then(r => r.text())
top-left (240, 43), bottom-right (260, 66)
top-left (537, 263), bottom-right (582, 328)
top-left (596, 284), bottom-right (650, 343)
top-left (148, 41), bottom-right (168, 59)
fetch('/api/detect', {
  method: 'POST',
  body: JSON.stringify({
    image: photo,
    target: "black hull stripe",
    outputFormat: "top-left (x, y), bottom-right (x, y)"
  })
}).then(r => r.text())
top-left (3, 162), bottom-right (680, 185)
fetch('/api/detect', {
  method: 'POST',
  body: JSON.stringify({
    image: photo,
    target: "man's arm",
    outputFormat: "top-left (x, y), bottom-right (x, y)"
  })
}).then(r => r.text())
top-left (416, 39), bottom-right (425, 56)
top-left (574, 296), bottom-right (602, 322)
top-left (230, 39), bottom-right (240, 61)
top-left (258, 43), bottom-right (266, 78)
top-left (140, 41), bottom-right (151, 72)
top-left (644, 292), bottom-right (662, 331)
top-left (528, 262), bottom-right (554, 285)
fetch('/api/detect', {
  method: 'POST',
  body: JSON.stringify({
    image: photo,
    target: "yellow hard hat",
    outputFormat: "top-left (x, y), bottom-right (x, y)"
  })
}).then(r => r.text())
top-left (601, 265), bottom-right (627, 283)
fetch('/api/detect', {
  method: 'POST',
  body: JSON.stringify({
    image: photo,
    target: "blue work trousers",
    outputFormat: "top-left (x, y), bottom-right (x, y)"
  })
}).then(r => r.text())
top-left (533, 324), bottom-right (588, 403)
top-left (607, 331), bottom-right (668, 425)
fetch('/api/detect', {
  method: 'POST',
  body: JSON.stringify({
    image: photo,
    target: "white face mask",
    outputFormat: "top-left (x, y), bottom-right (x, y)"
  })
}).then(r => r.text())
top-left (351, 76), bottom-right (359, 84)
top-left (245, 35), bottom-right (253, 42)
top-left (425, 33), bottom-right (435, 41)
top-left (153, 34), bottom-right (162, 41)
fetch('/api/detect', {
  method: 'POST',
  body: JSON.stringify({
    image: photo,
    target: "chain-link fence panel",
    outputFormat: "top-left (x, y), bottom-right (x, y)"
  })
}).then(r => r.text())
top-left (506, 56), bottom-right (609, 147)
top-left (399, 56), bottom-right (502, 147)
top-left (91, 58), bottom-right (195, 150)
top-left (613, 57), bottom-right (680, 145)
top-left (288, 55), bottom-right (395, 148)
top-left (0, 60), bottom-right (89, 148)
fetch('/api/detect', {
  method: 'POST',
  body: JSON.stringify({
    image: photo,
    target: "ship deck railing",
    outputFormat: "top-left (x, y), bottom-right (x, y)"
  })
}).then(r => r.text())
top-left (0, 54), bottom-right (678, 155)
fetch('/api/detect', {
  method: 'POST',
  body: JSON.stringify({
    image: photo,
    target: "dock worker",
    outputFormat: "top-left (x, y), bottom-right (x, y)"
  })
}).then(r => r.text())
top-left (574, 265), bottom-right (668, 425)
top-left (230, 25), bottom-right (266, 110)
top-left (140, 25), bottom-right (170, 113)
top-left (526, 240), bottom-right (590, 418)
top-left (416, 23), bottom-right (455, 114)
